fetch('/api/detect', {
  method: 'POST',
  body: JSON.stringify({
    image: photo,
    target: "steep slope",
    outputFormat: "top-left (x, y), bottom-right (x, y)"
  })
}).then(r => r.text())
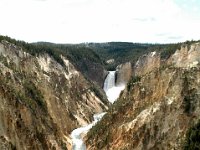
top-left (87, 42), bottom-right (182, 70)
top-left (86, 43), bottom-right (200, 149)
top-left (65, 46), bottom-right (108, 88)
top-left (0, 40), bottom-right (108, 149)
top-left (0, 35), bottom-right (108, 88)
top-left (33, 42), bottom-right (108, 88)
top-left (134, 51), bottom-right (160, 76)
top-left (116, 62), bottom-right (132, 86)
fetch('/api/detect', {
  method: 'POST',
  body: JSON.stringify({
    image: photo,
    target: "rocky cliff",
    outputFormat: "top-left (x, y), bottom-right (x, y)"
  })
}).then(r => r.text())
top-left (0, 40), bottom-right (108, 149)
top-left (168, 43), bottom-right (200, 68)
top-left (86, 42), bottom-right (200, 150)
top-left (116, 62), bottom-right (132, 86)
top-left (134, 51), bottom-right (160, 76)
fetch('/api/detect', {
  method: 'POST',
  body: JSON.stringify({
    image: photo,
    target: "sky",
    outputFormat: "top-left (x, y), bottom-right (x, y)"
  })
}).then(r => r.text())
top-left (0, 0), bottom-right (200, 44)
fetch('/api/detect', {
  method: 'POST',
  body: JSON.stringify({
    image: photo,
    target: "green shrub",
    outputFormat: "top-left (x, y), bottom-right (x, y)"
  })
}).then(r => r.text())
top-left (184, 120), bottom-right (200, 150)
top-left (127, 76), bottom-right (141, 91)
top-left (24, 80), bottom-right (46, 110)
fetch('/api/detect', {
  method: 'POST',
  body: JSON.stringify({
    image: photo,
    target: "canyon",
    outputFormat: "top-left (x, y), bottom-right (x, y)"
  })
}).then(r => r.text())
top-left (0, 36), bottom-right (200, 150)
top-left (71, 69), bottom-right (127, 149)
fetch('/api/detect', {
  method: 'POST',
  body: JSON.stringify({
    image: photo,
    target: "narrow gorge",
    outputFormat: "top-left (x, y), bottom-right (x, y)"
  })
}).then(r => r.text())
top-left (71, 70), bottom-right (126, 149)
top-left (1, 35), bottom-right (200, 150)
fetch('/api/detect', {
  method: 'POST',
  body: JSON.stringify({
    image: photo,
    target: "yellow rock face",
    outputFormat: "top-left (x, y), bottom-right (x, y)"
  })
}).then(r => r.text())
top-left (86, 43), bottom-right (200, 150)
top-left (0, 40), bottom-right (108, 150)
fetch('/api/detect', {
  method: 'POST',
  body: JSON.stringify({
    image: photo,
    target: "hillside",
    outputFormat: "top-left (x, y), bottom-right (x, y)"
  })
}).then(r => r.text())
top-left (87, 42), bottom-right (183, 70)
top-left (0, 39), bottom-right (108, 149)
top-left (0, 36), bottom-right (108, 88)
top-left (86, 42), bottom-right (200, 149)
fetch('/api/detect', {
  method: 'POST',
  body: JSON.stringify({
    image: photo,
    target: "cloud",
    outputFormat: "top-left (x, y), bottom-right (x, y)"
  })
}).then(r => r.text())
top-left (156, 33), bottom-right (170, 37)
top-left (32, 0), bottom-right (47, 1)
top-left (168, 36), bottom-right (183, 40)
top-left (132, 17), bottom-right (156, 22)
top-left (0, 0), bottom-right (199, 43)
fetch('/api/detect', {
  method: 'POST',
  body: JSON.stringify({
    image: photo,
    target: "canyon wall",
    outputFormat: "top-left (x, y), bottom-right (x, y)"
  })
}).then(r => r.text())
top-left (116, 62), bottom-right (132, 86)
top-left (0, 40), bottom-right (108, 150)
top-left (86, 43), bottom-right (200, 150)
top-left (134, 51), bottom-right (160, 76)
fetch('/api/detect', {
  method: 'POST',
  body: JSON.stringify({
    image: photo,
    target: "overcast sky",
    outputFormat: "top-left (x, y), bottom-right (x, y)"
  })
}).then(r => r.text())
top-left (0, 0), bottom-right (200, 43)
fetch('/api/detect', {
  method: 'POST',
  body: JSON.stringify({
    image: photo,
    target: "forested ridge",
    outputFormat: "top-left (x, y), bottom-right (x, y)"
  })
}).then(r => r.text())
top-left (1, 35), bottom-right (199, 72)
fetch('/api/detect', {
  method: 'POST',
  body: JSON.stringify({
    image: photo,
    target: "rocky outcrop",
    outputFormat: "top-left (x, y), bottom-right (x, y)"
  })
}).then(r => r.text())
top-left (106, 59), bottom-right (115, 64)
top-left (85, 42), bottom-right (200, 150)
top-left (168, 43), bottom-right (200, 68)
top-left (0, 40), bottom-right (108, 149)
top-left (116, 62), bottom-right (132, 86)
top-left (134, 51), bottom-right (160, 76)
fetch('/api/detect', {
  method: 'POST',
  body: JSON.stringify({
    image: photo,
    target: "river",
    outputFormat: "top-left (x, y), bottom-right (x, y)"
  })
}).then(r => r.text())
top-left (71, 71), bottom-right (125, 150)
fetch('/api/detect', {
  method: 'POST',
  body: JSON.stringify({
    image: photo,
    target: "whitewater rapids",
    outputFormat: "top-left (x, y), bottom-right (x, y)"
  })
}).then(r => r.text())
top-left (71, 113), bottom-right (106, 150)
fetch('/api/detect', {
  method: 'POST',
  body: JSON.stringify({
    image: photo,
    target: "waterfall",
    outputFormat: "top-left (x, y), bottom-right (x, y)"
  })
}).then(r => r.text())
top-left (103, 71), bottom-right (125, 103)
top-left (103, 71), bottom-right (116, 92)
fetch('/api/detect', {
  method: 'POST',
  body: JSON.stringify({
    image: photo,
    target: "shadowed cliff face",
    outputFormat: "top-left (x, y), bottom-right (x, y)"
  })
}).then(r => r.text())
top-left (0, 40), bottom-right (108, 150)
top-left (86, 43), bottom-right (200, 150)
top-left (76, 58), bottom-right (108, 88)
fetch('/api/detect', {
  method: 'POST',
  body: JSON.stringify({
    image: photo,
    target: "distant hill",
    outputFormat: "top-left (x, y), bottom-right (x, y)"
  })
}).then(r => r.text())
top-left (87, 42), bottom-right (184, 70)
top-left (1, 35), bottom-right (198, 83)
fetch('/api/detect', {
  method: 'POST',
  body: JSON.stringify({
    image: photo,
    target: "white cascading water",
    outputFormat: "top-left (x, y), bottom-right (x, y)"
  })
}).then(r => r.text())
top-left (103, 71), bottom-right (116, 92)
top-left (103, 71), bottom-right (125, 103)
top-left (71, 112), bottom-right (106, 150)
top-left (71, 71), bottom-right (125, 150)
